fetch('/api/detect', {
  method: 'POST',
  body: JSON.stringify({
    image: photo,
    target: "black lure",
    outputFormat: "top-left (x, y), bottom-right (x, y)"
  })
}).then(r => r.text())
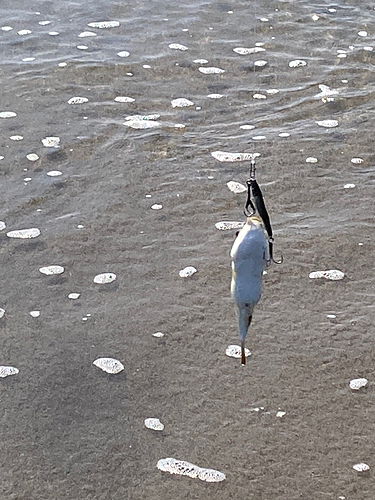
top-left (244, 160), bottom-right (282, 265)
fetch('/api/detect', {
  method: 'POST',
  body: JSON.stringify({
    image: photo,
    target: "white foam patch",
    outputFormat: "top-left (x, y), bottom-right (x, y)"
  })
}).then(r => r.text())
top-left (78, 31), bottom-right (97, 37)
top-left (39, 265), bottom-right (64, 275)
top-left (125, 114), bottom-right (160, 121)
top-left (114, 96), bottom-right (135, 103)
top-left (93, 273), bottom-right (116, 284)
top-left (207, 94), bottom-right (223, 99)
top-left (124, 120), bottom-right (160, 129)
top-left (157, 458), bottom-right (225, 482)
top-left (145, 418), bottom-right (164, 430)
top-left (276, 411), bottom-right (286, 418)
top-left (179, 266), bottom-right (197, 277)
top-left (226, 181), bottom-right (247, 194)
top-left (68, 97), bottom-right (88, 104)
top-left (0, 366), bottom-right (19, 378)
top-left (93, 357), bottom-right (124, 374)
top-left (171, 98), bottom-right (194, 108)
top-left (26, 153), bottom-right (39, 161)
top-left (309, 270), bottom-right (345, 280)
top-left (0, 111), bottom-right (17, 118)
top-left (198, 67), bottom-right (225, 74)
top-left (38, 21), bottom-right (51, 26)
top-left (254, 60), bottom-right (267, 67)
top-left (193, 59), bottom-right (208, 64)
top-left (315, 84), bottom-right (339, 102)
top-left (42, 136), bottom-right (60, 147)
top-left (7, 228), bottom-right (40, 239)
top-left (253, 93), bottom-right (267, 99)
top-left (289, 59), bottom-right (307, 67)
top-left (225, 345), bottom-right (251, 359)
top-left (349, 378), bottom-right (368, 390)
top-left (211, 151), bottom-right (259, 162)
top-left (169, 43), bottom-right (188, 51)
top-left (87, 21), bottom-right (120, 29)
top-left (353, 463), bottom-right (370, 473)
top-left (316, 119), bottom-right (338, 128)
top-left (233, 47), bottom-right (265, 55)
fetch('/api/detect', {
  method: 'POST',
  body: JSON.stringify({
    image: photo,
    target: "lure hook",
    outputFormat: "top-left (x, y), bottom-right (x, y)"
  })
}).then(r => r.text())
top-left (244, 159), bottom-right (257, 216)
top-left (244, 180), bottom-right (256, 217)
top-left (268, 238), bottom-right (283, 265)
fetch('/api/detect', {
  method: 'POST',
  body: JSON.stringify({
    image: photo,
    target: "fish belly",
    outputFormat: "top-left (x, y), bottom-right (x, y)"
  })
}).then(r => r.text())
top-left (230, 225), bottom-right (266, 307)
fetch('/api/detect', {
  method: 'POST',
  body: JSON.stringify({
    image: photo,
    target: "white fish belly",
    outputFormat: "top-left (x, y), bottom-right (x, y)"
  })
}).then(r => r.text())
top-left (231, 271), bottom-right (262, 306)
top-left (230, 221), bottom-right (267, 307)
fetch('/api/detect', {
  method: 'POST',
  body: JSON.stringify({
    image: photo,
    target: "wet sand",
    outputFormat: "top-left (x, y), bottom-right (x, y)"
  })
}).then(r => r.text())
top-left (1, 150), bottom-right (375, 499)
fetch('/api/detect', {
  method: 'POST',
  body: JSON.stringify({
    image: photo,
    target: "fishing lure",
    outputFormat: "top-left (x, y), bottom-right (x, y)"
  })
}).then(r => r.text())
top-left (244, 160), bottom-right (282, 265)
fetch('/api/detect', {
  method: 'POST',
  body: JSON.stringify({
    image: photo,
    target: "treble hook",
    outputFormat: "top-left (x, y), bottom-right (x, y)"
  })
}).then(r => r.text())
top-left (244, 181), bottom-right (256, 217)
top-left (243, 159), bottom-right (257, 217)
top-left (268, 238), bottom-right (283, 265)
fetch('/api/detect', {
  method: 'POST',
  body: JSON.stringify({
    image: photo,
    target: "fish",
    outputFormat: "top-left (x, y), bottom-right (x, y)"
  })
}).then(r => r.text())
top-left (230, 216), bottom-right (268, 365)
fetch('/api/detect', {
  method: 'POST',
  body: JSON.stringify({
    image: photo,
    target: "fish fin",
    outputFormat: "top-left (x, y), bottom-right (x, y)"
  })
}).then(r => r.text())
top-left (241, 339), bottom-right (246, 366)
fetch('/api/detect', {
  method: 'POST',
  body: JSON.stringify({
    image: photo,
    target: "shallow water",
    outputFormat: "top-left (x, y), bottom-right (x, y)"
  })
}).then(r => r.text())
top-left (1, 1), bottom-right (375, 499)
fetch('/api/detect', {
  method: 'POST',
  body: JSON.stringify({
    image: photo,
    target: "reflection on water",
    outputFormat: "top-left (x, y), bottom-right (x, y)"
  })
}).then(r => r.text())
top-left (1, 0), bottom-right (375, 498)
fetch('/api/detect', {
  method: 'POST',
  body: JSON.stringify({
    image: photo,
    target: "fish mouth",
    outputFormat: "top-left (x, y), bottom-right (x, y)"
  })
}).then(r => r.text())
top-left (248, 215), bottom-right (262, 225)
